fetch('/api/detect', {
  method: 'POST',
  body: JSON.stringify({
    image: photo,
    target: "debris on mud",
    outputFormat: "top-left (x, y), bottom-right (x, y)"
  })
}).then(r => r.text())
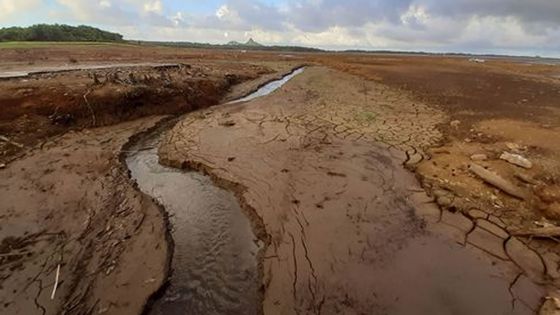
top-left (469, 163), bottom-right (528, 199)
top-left (500, 151), bottom-right (533, 169)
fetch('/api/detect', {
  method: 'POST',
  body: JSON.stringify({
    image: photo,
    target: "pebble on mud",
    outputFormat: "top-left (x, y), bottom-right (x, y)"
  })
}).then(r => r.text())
top-left (470, 154), bottom-right (488, 161)
top-left (450, 120), bottom-right (461, 128)
top-left (500, 152), bottom-right (533, 169)
top-left (506, 142), bottom-right (526, 153)
top-left (437, 196), bottom-right (453, 208)
top-left (432, 189), bottom-right (455, 208)
top-left (0, 163), bottom-right (5, 169)
top-left (219, 119), bottom-right (236, 127)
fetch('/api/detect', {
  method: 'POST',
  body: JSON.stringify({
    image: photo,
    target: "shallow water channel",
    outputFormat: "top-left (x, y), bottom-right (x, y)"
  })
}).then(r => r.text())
top-left (126, 67), bottom-right (304, 314)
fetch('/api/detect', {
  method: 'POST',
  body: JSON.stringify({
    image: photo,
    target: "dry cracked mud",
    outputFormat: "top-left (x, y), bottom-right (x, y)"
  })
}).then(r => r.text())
top-left (159, 66), bottom-right (551, 314)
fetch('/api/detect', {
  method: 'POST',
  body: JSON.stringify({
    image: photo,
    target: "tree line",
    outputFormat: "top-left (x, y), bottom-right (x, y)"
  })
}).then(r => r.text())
top-left (0, 24), bottom-right (123, 42)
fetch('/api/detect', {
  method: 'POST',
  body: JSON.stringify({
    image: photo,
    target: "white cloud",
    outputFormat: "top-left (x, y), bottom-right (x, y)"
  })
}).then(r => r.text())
top-left (216, 5), bottom-right (230, 19)
top-left (171, 11), bottom-right (183, 26)
top-left (1, 0), bottom-right (559, 56)
top-left (143, 0), bottom-right (162, 14)
top-left (0, 0), bottom-right (42, 21)
top-left (99, 0), bottom-right (111, 8)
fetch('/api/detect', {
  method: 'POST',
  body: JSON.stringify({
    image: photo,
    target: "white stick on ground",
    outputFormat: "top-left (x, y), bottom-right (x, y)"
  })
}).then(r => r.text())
top-left (51, 264), bottom-right (61, 300)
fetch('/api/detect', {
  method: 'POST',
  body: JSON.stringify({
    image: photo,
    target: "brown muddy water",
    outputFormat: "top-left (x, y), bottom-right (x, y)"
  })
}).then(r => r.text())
top-left (125, 69), bottom-right (304, 314)
top-left (127, 132), bottom-right (260, 315)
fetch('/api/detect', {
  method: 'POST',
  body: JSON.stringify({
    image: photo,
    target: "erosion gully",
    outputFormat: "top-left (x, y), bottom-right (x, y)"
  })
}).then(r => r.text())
top-left (125, 67), bottom-right (305, 315)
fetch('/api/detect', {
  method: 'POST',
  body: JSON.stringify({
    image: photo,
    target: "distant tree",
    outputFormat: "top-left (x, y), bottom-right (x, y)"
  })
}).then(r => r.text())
top-left (0, 24), bottom-right (124, 42)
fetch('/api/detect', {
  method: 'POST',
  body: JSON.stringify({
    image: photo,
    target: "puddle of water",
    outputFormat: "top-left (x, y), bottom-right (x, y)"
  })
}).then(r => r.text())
top-left (127, 134), bottom-right (260, 315)
top-left (228, 67), bottom-right (304, 103)
top-left (125, 68), bottom-right (304, 314)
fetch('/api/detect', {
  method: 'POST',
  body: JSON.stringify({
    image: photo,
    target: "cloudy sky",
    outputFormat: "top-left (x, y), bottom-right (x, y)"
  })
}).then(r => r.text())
top-left (1, 0), bottom-right (560, 56)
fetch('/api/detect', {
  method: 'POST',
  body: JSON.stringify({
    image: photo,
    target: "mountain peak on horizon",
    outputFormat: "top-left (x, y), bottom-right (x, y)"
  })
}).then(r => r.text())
top-left (227, 38), bottom-right (263, 47)
top-left (245, 38), bottom-right (262, 46)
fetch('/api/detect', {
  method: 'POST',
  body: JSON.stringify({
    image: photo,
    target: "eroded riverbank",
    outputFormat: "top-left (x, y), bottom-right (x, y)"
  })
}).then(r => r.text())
top-left (0, 117), bottom-right (170, 315)
top-left (125, 67), bottom-right (305, 314)
top-left (0, 60), bottom-right (302, 315)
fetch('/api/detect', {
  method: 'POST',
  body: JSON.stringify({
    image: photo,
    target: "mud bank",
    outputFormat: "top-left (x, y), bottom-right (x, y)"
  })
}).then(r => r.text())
top-left (124, 66), bottom-right (305, 314)
top-left (0, 117), bottom-right (170, 315)
top-left (0, 63), bottom-right (180, 79)
top-left (0, 61), bottom-right (274, 161)
top-left (159, 66), bottom-right (549, 314)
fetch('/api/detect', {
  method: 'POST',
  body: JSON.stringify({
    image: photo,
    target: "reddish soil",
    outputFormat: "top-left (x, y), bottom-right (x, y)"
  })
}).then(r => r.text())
top-left (0, 61), bottom-right (275, 160)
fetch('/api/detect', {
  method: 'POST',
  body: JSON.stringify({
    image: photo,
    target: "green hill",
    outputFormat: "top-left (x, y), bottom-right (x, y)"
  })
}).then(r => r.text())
top-left (0, 24), bottom-right (123, 42)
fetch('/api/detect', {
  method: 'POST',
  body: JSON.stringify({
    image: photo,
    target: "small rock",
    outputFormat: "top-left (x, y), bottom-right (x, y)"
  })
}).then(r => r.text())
top-left (450, 120), bottom-right (461, 128)
top-left (470, 154), bottom-right (488, 161)
top-left (468, 209), bottom-right (488, 219)
top-left (219, 119), bottom-right (236, 127)
top-left (464, 138), bottom-right (472, 143)
top-left (0, 163), bottom-right (5, 169)
top-left (500, 152), bottom-right (533, 169)
top-left (436, 196), bottom-right (453, 207)
top-left (506, 142), bottom-right (525, 153)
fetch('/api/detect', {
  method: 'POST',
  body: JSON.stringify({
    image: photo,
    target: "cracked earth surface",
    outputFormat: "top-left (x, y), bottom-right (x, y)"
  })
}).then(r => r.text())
top-left (160, 66), bottom-right (549, 314)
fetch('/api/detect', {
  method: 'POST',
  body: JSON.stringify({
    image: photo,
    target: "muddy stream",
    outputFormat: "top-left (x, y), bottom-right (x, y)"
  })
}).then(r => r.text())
top-left (125, 68), bottom-right (304, 315)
